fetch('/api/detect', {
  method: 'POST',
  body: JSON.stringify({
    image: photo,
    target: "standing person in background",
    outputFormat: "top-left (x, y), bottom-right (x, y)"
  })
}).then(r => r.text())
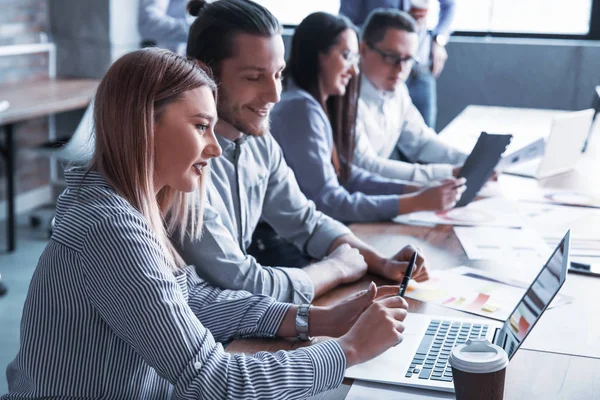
top-left (270, 12), bottom-right (465, 225)
top-left (339, 0), bottom-right (456, 129)
top-left (4, 47), bottom-right (413, 400)
top-left (354, 8), bottom-right (467, 183)
top-left (138, 0), bottom-right (194, 54)
top-left (179, 0), bottom-right (430, 306)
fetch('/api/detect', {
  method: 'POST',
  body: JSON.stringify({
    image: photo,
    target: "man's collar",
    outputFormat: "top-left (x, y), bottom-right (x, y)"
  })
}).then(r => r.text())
top-left (216, 132), bottom-right (250, 153)
top-left (360, 76), bottom-right (396, 106)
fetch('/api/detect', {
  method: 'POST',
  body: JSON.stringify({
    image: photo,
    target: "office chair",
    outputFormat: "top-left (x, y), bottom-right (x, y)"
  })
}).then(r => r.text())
top-left (29, 100), bottom-right (95, 236)
top-left (582, 85), bottom-right (600, 153)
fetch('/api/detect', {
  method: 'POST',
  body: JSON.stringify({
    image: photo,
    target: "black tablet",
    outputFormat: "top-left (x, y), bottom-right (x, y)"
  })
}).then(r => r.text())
top-left (456, 131), bottom-right (512, 207)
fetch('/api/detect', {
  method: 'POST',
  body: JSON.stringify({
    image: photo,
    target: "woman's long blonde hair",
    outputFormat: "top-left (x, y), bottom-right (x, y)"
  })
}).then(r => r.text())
top-left (90, 48), bottom-right (216, 269)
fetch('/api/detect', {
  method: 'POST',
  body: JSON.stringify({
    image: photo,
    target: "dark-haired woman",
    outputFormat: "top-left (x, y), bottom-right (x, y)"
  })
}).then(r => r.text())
top-left (270, 12), bottom-right (465, 223)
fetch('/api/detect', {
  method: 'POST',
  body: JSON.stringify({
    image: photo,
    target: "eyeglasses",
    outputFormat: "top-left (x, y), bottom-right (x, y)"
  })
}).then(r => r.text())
top-left (367, 42), bottom-right (419, 68)
top-left (340, 49), bottom-right (360, 67)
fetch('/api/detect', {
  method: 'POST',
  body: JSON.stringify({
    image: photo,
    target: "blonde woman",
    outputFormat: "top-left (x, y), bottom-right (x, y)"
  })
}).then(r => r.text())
top-left (4, 48), bottom-right (410, 400)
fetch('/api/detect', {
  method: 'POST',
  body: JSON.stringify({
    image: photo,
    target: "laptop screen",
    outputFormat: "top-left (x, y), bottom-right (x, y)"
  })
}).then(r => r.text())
top-left (494, 230), bottom-right (570, 360)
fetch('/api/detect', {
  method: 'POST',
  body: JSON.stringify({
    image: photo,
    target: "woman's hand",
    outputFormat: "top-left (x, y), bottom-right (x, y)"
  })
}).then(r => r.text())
top-left (401, 178), bottom-right (466, 213)
top-left (312, 283), bottom-right (400, 338)
top-left (336, 294), bottom-right (410, 367)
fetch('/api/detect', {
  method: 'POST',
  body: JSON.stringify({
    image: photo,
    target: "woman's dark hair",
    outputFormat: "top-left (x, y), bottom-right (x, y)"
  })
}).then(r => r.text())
top-left (285, 12), bottom-right (359, 183)
top-left (186, 0), bottom-right (281, 77)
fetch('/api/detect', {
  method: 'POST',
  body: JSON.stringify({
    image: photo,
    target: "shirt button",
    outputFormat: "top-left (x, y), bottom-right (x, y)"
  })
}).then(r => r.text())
top-left (194, 361), bottom-right (202, 370)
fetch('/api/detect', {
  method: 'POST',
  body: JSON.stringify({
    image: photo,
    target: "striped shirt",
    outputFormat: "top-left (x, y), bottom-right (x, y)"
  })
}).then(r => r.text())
top-left (3, 169), bottom-right (346, 399)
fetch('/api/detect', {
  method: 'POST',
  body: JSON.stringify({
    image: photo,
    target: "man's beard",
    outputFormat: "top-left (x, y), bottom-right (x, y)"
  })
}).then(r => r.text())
top-left (217, 90), bottom-right (270, 137)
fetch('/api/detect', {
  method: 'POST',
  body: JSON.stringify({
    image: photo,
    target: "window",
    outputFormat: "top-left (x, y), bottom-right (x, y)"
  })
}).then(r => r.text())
top-left (253, 0), bottom-right (340, 26)
top-left (428, 0), bottom-right (593, 35)
top-left (257, 0), bottom-right (594, 36)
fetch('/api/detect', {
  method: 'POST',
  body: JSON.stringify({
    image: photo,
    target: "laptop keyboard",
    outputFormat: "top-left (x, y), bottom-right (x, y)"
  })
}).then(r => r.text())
top-left (405, 320), bottom-right (489, 382)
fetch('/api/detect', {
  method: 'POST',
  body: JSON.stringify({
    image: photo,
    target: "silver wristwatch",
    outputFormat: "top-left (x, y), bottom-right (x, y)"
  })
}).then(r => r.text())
top-left (295, 304), bottom-right (313, 341)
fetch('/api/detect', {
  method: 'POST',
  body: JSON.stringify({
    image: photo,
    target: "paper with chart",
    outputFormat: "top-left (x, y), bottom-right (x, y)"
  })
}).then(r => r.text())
top-left (503, 178), bottom-right (600, 209)
top-left (394, 197), bottom-right (525, 228)
top-left (519, 202), bottom-right (600, 233)
top-left (405, 266), bottom-right (570, 321)
top-left (454, 226), bottom-right (551, 262)
top-left (346, 380), bottom-right (454, 400)
top-left (518, 202), bottom-right (600, 263)
top-left (522, 190), bottom-right (600, 209)
top-left (545, 232), bottom-right (600, 265)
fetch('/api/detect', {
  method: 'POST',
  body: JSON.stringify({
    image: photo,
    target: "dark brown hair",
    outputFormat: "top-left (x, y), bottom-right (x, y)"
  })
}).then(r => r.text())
top-left (186, 0), bottom-right (281, 77)
top-left (285, 12), bottom-right (359, 183)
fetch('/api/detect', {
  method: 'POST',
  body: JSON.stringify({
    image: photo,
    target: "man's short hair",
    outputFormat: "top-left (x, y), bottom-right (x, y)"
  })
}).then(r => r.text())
top-left (361, 8), bottom-right (417, 44)
top-left (187, 0), bottom-right (281, 76)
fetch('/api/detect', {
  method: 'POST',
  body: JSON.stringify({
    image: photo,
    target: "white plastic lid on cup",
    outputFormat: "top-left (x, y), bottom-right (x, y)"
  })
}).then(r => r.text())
top-left (449, 339), bottom-right (509, 374)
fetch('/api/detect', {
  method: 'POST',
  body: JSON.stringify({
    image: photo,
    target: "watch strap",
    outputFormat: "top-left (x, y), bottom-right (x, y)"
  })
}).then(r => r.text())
top-left (295, 304), bottom-right (313, 341)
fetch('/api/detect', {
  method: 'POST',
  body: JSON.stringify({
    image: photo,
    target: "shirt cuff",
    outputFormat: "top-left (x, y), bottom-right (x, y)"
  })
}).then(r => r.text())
top-left (380, 195), bottom-right (402, 220)
top-left (275, 266), bottom-right (315, 304)
top-left (305, 218), bottom-right (352, 260)
top-left (299, 339), bottom-right (347, 396)
top-left (255, 301), bottom-right (293, 336)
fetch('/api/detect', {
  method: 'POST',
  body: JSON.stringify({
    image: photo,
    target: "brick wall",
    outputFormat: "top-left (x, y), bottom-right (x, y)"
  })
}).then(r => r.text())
top-left (0, 0), bottom-right (51, 207)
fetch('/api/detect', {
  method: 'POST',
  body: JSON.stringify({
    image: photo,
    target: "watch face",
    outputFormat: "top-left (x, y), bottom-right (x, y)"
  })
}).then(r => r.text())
top-left (298, 320), bottom-right (308, 328)
top-left (436, 35), bottom-right (448, 47)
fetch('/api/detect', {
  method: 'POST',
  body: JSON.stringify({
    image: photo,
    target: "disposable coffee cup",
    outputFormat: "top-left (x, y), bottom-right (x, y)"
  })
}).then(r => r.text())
top-left (449, 339), bottom-right (509, 400)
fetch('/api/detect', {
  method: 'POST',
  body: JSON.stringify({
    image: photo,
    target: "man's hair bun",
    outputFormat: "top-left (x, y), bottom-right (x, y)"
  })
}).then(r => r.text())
top-left (187, 0), bottom-right (207, 17)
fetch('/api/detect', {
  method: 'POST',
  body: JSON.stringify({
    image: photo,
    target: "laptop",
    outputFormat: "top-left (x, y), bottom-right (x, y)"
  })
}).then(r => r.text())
top-left (504, 110), bottom-right (594, 179)
top-left (582, 85), bottom-right (600, 153)
top-left (345, 230), bottom-right (571, 393)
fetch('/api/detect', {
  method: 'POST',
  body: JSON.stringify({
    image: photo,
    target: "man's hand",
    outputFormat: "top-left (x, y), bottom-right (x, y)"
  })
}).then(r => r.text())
top-left (327, 243), bottom-right (368, 284)
top-left (456, 165), bottom-right (499, 182)
top-left (380, 245), bottom-right (429, 283)
top-left (452, 165), bottom-right (462, 178)
top-left (431, 42), bottom-right (448, 78)
top-left (403, 183), bottom-right (424, 194)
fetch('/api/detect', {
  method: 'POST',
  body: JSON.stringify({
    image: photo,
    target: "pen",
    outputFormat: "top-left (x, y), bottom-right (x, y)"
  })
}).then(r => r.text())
top-left (571, 261), bottom-right (591, 271)
top-left (398, 251), bottom-right (418, 297)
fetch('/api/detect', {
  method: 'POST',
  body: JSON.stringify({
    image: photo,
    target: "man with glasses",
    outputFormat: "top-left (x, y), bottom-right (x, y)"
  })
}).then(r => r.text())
top-left (340, 0), bottom-right (455, 129)
top-left (352, 8), bottom-right (466, 183)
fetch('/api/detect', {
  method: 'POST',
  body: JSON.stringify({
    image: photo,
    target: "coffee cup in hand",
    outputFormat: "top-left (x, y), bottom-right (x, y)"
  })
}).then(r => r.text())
top-left (449, 339), bottom-right (509, 400)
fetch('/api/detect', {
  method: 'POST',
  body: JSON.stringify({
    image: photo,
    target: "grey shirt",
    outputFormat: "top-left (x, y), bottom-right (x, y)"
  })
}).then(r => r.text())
top-left (177, 133), bottom-right (352, 304)
top-left (271, 84), bottom-right (408, 223)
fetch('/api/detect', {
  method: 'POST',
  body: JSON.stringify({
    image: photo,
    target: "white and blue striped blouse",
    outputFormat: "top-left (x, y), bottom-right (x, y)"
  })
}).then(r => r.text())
top-left (3, 169), bottom-right (346, 399)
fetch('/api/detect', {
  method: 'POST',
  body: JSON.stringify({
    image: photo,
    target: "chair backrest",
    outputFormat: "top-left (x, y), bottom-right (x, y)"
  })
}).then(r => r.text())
top-left (58, 98), bottom-right (95, 163)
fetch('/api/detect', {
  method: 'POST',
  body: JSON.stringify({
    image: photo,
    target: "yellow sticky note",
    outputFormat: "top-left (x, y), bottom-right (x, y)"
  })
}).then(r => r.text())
top-left (482, 302), bottom-right (500, 313)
